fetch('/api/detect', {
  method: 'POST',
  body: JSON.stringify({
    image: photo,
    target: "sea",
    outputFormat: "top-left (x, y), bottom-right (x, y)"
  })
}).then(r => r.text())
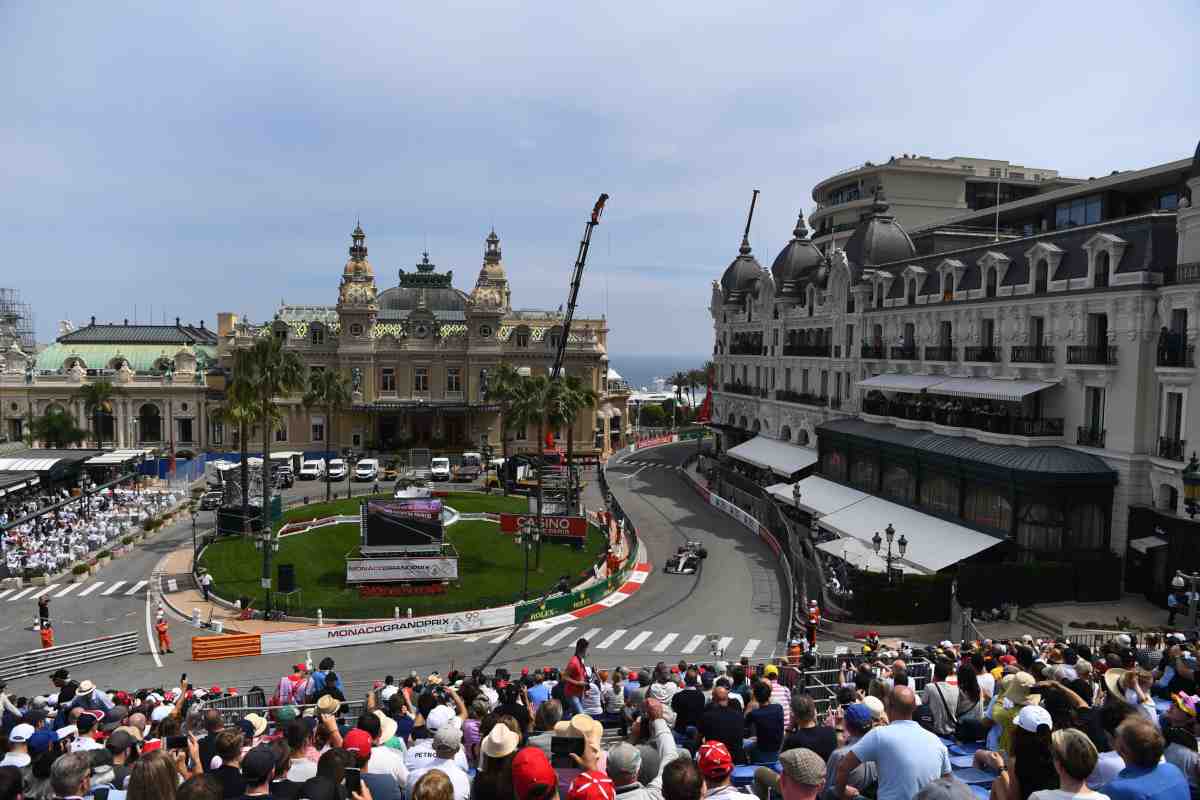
top-left (609, 352), bottom-right (709, 393)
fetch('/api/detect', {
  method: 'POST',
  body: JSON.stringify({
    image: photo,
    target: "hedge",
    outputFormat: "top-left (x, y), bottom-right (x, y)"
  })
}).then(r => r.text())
top-left (72, 564), bottom-right (90, 575)
top-left (851, 569), bottom-right (953, 625)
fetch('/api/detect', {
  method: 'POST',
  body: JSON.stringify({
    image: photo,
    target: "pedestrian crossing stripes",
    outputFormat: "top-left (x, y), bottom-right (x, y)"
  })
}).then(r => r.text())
top-left (0, 579), bottom-right (150, 602)
top-left (457, 624), bottom-right (779, 660)
top-left (617, 460), bottom-right (681, 470)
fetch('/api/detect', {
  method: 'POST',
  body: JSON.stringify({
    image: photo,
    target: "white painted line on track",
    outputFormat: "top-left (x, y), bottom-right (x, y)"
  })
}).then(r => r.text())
top-left (596, 629), bottom-right (626, 650)
top-left (102, 582), bottom-right (126, 596)
top-left (77, 582), bottom-right (105, 597)
top-left (539, 626), bottom-right (578, 647)
top-left (681, 635), bottom-right (706, 654)
top-left (30, 585), bottom-right (58, 599)
top-left (652, 633), bottom-right (679, 653)
top-left (0, 589), bottom-right (13, 601)
top-left (54, 583), bottom-right (81, 598)
top-left (488, 630), bottom-right (512, 643)
top-left (716, 636), bottom-right (733, 654)
top-left (577, 627), bottom-right (601, 646)
top-left (516, 627), bottom-right (550, 646)
top-left (740, 639), bottom-right (761, 658)
top-left (126, 580), bottom-right (148, 595)
top-left (623, 631), bottom-right (653, 650)
top-left (145, 577), bottom-right (162, 668)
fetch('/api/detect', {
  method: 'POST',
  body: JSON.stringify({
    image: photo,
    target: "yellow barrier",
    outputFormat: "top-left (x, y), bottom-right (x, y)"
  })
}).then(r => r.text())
top-left (191, 633), bottom-right (262, 661)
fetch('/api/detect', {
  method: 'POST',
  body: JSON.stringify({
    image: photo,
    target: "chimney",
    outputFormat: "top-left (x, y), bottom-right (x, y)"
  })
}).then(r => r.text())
top-left (200, 320), bottom-right (206, 329)
top-left (124, 318), bottom-right (128, 325)
top-left (90, 316), bottom-right (96, 326)
top-left (175, 316), bottom-right (181, 326)
top-left (217, 312), bottom-right (237, 337)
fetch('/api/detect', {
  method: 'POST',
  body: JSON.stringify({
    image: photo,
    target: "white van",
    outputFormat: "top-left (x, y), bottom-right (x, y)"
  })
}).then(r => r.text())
top-left (326, 459), bottom-right (348, 481)
top-left (430, 457), bottom-right (451, 482)
top-left (456, 452), bottom-right (482, 481)
top-left (354, 458), bottom-right (379, 482)
top-left (299, 459), bottom-right (326, 481)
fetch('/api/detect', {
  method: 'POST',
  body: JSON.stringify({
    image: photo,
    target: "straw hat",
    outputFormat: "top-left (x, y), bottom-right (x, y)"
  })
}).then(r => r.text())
top-left (1002, 672), bottom-right (1040, 707)
top-left (1103, 668), bottom-right (1128, 698)
top-left (373, 710), bottom-right (397, 743)
top-left (552, 713), bottom-right (604, 750)
top-left (480, 724), bottom-right (519, 759)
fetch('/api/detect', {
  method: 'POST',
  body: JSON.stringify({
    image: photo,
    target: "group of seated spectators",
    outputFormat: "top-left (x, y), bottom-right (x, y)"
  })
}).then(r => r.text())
top-left (1, 630), bottom-right (1198, 800)
top-left (0, 481), bottom-right (181, 577)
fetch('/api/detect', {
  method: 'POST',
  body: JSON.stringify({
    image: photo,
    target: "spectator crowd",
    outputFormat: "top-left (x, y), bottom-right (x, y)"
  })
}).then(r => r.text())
top-left (0, 630), bottom-right (1198, 800)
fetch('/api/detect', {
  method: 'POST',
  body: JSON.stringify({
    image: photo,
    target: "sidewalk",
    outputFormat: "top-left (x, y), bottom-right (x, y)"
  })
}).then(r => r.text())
top-left (159, 548), bottom-right (310, 635)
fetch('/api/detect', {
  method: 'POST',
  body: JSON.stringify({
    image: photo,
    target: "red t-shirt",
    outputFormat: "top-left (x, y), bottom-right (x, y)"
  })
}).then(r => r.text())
top-left (565, 655), bottom-right (586, 697)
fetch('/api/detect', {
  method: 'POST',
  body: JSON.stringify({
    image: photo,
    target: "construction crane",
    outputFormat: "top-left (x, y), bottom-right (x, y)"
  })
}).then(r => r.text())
top-left (550, 193), bottom-right (608, 381)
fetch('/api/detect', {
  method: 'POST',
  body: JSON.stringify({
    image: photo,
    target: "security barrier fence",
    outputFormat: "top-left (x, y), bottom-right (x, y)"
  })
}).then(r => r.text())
top-left (0, 632), bottom-right (141, 682)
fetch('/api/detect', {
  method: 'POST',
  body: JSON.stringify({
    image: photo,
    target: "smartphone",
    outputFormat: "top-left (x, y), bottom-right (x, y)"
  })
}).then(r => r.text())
top-left (550, 736), bottom-right (585, 768)
top-left (165, 735), bottom-right (188, 750)
top-left (344, 768), bottom-right (362, 794)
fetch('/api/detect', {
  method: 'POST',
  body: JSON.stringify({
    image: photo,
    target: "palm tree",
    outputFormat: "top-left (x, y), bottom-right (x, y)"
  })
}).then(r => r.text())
top-left (510, 374), bottom-right (553, 568)
top-left (29, 407), bottom-right (87, 448)
top-left (483, 363), bottom-right (522, 495)
top-left (73, 380), bottom-right (125, 448)
top-left (211, 353), bottom-right (259, 531)
top-left (550, 374), bottom-right (599, 513)
top-left (669, 370), bottom-right (690, 429)
top-left (304, 368), bottom-right (351, 503)
top-left (241, 336), bottom-right (306, 610)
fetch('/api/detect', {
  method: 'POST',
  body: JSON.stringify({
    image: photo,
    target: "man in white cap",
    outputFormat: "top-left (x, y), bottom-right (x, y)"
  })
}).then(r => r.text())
top-left (0, 723), bottom-right (35, 773)
top-left (405, 704), bottom-right (469, 773)
top-left (405, 725), bottom-right (469, 800)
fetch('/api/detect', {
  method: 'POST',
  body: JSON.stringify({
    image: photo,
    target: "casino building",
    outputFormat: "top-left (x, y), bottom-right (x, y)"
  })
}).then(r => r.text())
top-left (218, 225), bottom-right (629, 456)
top-left (709, 140), bottom-right (1200, 591)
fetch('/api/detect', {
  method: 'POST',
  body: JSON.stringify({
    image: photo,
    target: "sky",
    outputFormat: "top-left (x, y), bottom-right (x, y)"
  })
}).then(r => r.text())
top-left (2, 1), bottom-right (1197, 361)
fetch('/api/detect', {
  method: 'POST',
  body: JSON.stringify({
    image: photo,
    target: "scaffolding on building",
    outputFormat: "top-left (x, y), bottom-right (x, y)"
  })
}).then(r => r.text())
top-left (0, 288), bottom-right (36, 350)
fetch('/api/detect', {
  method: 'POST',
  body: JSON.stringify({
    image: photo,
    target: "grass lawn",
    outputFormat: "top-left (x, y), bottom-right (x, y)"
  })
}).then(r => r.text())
top-left (202, 494), bottom-right (600, 619)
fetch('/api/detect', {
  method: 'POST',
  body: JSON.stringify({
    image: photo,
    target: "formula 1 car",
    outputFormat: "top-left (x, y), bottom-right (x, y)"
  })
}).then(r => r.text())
top-left (664, 541), bottom-right (708, 574)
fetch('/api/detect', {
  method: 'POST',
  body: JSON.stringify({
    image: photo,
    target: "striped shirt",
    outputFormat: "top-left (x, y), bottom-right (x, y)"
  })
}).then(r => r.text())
top-left (769, 679), bottom-right (792, 729)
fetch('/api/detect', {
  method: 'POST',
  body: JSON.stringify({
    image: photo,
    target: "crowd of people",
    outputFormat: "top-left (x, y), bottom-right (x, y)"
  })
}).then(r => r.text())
top-left (0, 481), bottom-right (182, 578)
top-left (1, 631), bottom-right (1198, 800)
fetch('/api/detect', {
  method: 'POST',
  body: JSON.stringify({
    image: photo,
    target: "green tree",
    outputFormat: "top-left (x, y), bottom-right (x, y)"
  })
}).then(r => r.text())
top-left (29, 407), bottom-right (87, 449)
top-left (640, 404), bottom-right (667, 428)
top-left (211, 350), bottom-right (260, 527)
top-left (546, 374), bottom-right (599, 512)
top-left (483, 363), bottom-right (523, 495)
top-left (510, 374), bottom-right (553, 568)
top-left (304, 368), bottom-right (352, 503)
top-left (669, 370), bottom-right (690, 429)
top-left (241, 336), bottom-right (306, 609)
top-left (73, 380), bottom-right (125, 448)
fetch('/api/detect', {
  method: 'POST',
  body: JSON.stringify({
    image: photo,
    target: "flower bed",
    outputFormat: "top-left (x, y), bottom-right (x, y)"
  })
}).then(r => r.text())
top-left (358, 583), bottom-right (448, 598)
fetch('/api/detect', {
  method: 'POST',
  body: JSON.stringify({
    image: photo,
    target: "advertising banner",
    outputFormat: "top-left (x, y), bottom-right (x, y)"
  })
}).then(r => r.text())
top-left (345, 556), bottom-right (460, 584)
top-left (259, 605), bottom-right (515, 655)
top-left (498, 513), bottom-right (587, 540)
top-left (515, 574), bottom-right (618, 623)
top-left (634, 434), bottom-right (676, 450)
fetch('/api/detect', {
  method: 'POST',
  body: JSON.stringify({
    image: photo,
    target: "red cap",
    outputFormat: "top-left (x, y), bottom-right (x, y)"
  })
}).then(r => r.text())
top-left (294, 663), bottom-right (307, 672)
top-left (1000, 655), bottom-right (1017, 665)
top-left (141, 738), bottom-right (162, 754)
top-left (512, 747), bottom-right (557, 800)
top-left (343, 729), bottom-right (372, 760)
top-left (521, 667), bottom-right (530, 676)
top-left (698, 740), bottom-right (734, 779)
top-left (568, 770), bottom-right (616, 800)
top-left (228, 688), bottom-right (238, 695)
top-left (210, 686), bottom-right (221, 694)
top-left (670, 666), bottom-right (680, 674)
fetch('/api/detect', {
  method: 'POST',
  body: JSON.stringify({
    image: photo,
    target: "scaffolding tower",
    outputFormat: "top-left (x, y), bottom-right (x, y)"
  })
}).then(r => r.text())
top-left (0, 288), bottom-right (36, 350)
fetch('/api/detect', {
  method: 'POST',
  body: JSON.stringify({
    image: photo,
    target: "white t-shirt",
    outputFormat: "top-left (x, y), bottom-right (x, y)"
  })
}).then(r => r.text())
top-left (1029, 790), bottom-right (1110, 800)
top-left (367, 745), bottom-right (408, 789)
top-left (406, 760), bottom-right (470, 800)
top-left (286, 757), bottom-right (318, 782)
top-left (403, 740), bottom-right (469, 773)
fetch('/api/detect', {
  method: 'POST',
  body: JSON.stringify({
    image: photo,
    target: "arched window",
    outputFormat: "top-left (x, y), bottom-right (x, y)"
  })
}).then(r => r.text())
top-left (44, 402), bottom-right (67, 417)
top-left (1068, 504), bottom-right (1106, 550)
top-left (985, 267), bottom-right (998, 298)
top-left (1017, 502), bottom-right (1064, 556)
top-left (727, 413), bottom-right (736, 426)
top-left (1095, 251), bottom-right (1110, 288)
top-left (965, 485), bottom-right (1013, 532)
top-left (752, 419), bottom-right (761, 433)
top-left (881, 463), bottom-right (914, 503)
top-left (919, 472), bottom-right (959, 516)
top-left (1035, 260), bottom-right (1048, 294)
top-left (821, 449), bottom-right (846, 481)
top-left (943, 273), bottom-right (955, 302)
top-left (906, 280), bottom-right (916, 305)
top-left (876, 285), bottom-right (884, 307)
top-left (798, 429), bottom-right (810, 447)
top-left (799, 289), bottom-right (806, 308)
top-left (850, 455), bottom-right (877, 491)
top-left (739, 416), bottom-right (748, 430)
top-left (780, 425), bottom-right (792, 442)
top-left (138, 403), bottom-right (162, 443)
top-left (846, 292), bottom-right (855, 314)
top-left (1159, 483), bottom-right (1179, 513)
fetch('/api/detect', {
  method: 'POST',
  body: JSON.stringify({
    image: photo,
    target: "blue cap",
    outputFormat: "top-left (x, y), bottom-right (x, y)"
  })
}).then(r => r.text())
top-left (28, 729), bottom-right (59, 755)
top-left (844, 703), bottom-right (872, 729)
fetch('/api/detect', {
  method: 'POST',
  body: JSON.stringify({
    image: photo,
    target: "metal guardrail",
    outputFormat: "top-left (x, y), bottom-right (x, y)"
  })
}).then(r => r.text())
top-left (199, 698), bottom-right (367, 727)
top-left (0, 631), bottom-right (140, 682)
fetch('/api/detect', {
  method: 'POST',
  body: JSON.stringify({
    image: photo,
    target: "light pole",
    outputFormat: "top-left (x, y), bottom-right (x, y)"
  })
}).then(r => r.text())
top-left (344, 447), bottom-right (354, 500)
top-left (1183, 453), bottom-right (1200, 518)
top-left (871, 523), bottom-right (907, 585)
top-left (190, 504), bottom-right (198, 567)
top-left (1175, 570), bottom-right (1200, 630)
top-left (517, 518), bottom-right (540, 600)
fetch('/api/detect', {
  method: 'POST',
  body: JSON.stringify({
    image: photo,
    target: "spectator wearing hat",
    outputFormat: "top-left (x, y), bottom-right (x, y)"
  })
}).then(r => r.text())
top-left (71, 681), bottom-right (115, 715)
top-left (512, 746), bottom-right (558, 800)
top-left (107, 728), bottom-right (139, 788)
top-left (342, 728), bottom-right (399, 800)
top-left (813, 704), bottom-right (877, 800)
top-left (275, 665), bottom-right (312, 708)
top-left (1, 722), bottom-right (35, 785)
top-left (1106, 717), bottom-right (1189, 800)
top-left (408, 703), bottom-right (469, 773)
top-left (50, 669), bottom-right (78, 708)
top-left (406, 726), bottom-right (470, 800)
top-left (761, 666), bottom-right (792, 730)
top-left (836, 686), bottom-right (951, 800)
top-left (568, 769), bottom-right (616, 800)
top-left (696, 740), bottom-right (754, 799)
top-left (553, 712), bottom-right (607, 798)
top-left (1162, 692), bottom-right (1200, 798)
top-left (351, 711), bottom-right (406, 792)
top-left (992, 673), bottom-right (1041, 756)
top-left (985, 705), bottom-right (1057, 800)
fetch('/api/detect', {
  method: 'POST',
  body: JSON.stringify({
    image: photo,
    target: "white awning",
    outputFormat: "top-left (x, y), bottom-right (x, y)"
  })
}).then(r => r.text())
top-left (85, 449), bottom-right (154, 466)
top-left (596, 405), bottom-right (614, 419)
top-left (0, 458), bottom-right (61, 472)
top-left (767, 475), bottom-right (870, 516)
top-left (926, 377), bottom-right (1058, 402)
top-left (516, 366), bottom-right (532, 377)
top-left (818, 495), bottom-right (1004, 573)
top-left (857, 374), bottom-right (946, 393)
top-left (1129, 535), bottom-right (1168, 554)
top-left (726, 437), bottom-right (818, 477)
top-left (817, 536), bottom-right (910, 573)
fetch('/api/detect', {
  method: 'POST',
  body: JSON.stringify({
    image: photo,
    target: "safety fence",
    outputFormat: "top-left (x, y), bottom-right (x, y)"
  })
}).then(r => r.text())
top-left (1061, 628), bottom-right (1136, 651)
top-left (198, 699), bottom-right (367, 727)
top-left (192, 633), bottom-right (263, 661)
top-left (0, 631), bottom-right (140, 682)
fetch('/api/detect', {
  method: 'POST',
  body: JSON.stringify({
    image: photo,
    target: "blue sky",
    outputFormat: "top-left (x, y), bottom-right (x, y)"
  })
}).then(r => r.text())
top-left (2, 1), bottom-right (1197, 359)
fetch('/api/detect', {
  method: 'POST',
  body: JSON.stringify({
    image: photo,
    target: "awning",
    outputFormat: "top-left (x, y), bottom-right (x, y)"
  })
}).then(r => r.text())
top-left (0, 458), bottom-right (62, 473)
top-left (84, 449), bottom-right (155, 466)
top-left (925, 377), bottom-right (1058, 402)
top-left (817, 537), bottom-right (910, 573)
top-left (857, 374), bottom-right (946, 393)
top-left (818, 495), bottom-right (1004, 573)
top-left (1129, 536), bottom-right (1168, 554)
top-left (726, 437), bottom-right (818, 477)
top-left (596, 406), bottom-right (614, 419)
top-left (766, 475), bottom-right (870, 516)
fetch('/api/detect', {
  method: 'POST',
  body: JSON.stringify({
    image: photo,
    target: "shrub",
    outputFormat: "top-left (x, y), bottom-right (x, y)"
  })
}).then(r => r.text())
top-left (97, 550), bottom-right (112, 559)
top-left (72, 564), bottom-right (90, 575)
top-left (122, 535), bottom-right (134, 545)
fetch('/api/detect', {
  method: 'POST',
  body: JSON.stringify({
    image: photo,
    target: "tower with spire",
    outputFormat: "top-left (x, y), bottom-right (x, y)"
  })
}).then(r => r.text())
top-left (337, 221), bottom-right (379, 339)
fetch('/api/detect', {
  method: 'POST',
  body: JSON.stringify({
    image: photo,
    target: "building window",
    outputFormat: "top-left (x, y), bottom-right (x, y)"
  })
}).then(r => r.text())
top-left (311, 328), bottom-right (324, 345)
top-left (1068, 504), bottom-right (1106, 550)
top-left (1159, 192), bottom-right (1180, 211)
top-left (179, 418), bottom-right (193, 443)
top-left (352, 432), bottom-right (361, 447)
top-left (414, 367), bottom-right (429, 392)
top-left (1035, 260), bottom-right (1049, 293)
top-left (447, 367), bottom-right (462, 392)
top-left (549, 333), bottom-right (561, 349)
top-left (516, 331), bottom-right (530, 347)
top-left (989, 167), bottom-right (1002, 178)
top-left (920, 472), bottom-right (959, 516)
top-left (274, 327), bottom-right (287, 342)
top-left (1009, 171), bottom-right (1024, 180)
top-left (311, 421), bottom-right (325, 442)
top-left (211, 421), bottom-right (223, 445)
top-left (821, 449), bottom-right (847, 482)
top-left (1085, 386), bottom-right (1106, 434)
top-left (939, 321), bottom-right (952, 346)
top-left (881, 463), bottom-right (914, 503)
top-left (964, 485), bottom-right (1012, 532)
top-left (801, 369), bottom-right (809, 393)
top-left (380, 368), bottom-right (395, 392)
top-left (849, 455), bottom-right (877, 491)
top-left (1017, 502), bottom-right (1064, 553)
top-left (1095, 251), bottom-right (1110, 288)
top-left (350, 323), bottom-right (363, 337)
top-left (906, 280), bottom-right (916, 304)
top-left (828, 183), bottom-right (861, 205)
top-left (275, 424), bottom-right (287, 442)
top-left (985, 267), bottom-right (997, 298)
top-left (943, 273), bottom-right (954, 301)
top-left (1055, 195), bottom-right (1101, 228)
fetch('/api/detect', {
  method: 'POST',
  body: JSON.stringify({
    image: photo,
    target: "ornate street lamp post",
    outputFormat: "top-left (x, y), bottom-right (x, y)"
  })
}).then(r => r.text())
top-left (871, 523), bottom-right (908, 585)
top-left (517, 518), bottom-right (541, 600)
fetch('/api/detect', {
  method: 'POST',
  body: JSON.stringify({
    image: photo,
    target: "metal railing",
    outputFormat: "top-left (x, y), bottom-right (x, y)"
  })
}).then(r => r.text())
top-left (1011, 345), bottom-right (1055, 363)
top-left (1171, 262), bottom-right (1200, 285)
top-left (729, 343), bottom-right (765, 356)
top-left (1158, 346), bottom-right (1195, 368)
top-left (963, 346), bottom-right (1000, 362)
top-left (924, 346), bottom-right (957, 361)
top-left (890, 346), bottom-right (917, 360)
top-left (1067, 345), bottom-right (1118, 365)
top-left (782, 344), bottom-right (832, 357)
top-left (1077, 427), bottom-right (1106, 448)
top-left (0, 631), bottom-right (140, 682)
top-left (863, 400), bottom-right (1063, 437)
top-left (775, 390), bottom-right (829, 407)
top-left (1159, 437), bottom-right (1187, 462)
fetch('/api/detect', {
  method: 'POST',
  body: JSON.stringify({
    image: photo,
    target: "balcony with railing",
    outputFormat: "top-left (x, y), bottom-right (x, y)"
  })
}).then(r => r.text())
top-left (1011, 345), bottom-right (1055, 364)
top-left (722, 382), bottom-right (767, 398)
top-left (775, 389), bottom-right (829, 407)
top-left (1077, 427), bottom-right (1106, 448)
top-left (963, 345), bottom-right (1000, 363)
top-left (890, 346), bottom-right (918, 360)
top-left (1171, 262), bottom-right (1200, 284)
top-left (861, 344), bottom-right (887, 359)
top-left (729, 343), bottom-right (765, 356)
top-left (1066, 345), bottom-right (1118, 366)
top-left (1158, 436), bottom-right (1187, 462)
top-left (924, 346), bottom-right (957, 362)
top-left (782, 344), bottom-right (832, 357)
top-left (1158, 345), bottom-right (1195, 368)
top-left (862, 396), bottom-right (1063, 439)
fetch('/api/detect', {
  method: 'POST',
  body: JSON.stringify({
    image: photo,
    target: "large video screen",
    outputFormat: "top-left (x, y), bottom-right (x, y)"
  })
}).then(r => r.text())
top-left (364, 500), bottom-right (444, 550)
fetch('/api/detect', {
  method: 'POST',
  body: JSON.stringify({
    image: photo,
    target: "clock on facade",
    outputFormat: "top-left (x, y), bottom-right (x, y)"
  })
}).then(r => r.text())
top-left (350, 323), bottom-right (363, 337)
top-left (414, 324), bottom-right (430, 339)
top-left (478, 325), bottom-right (492, 338)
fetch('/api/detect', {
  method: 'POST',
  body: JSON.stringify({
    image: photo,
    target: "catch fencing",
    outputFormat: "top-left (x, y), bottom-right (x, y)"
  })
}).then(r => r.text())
top-left (196, 693), bottom-right (367, 727)
top-left (0, 631), bottom-right (140, 682)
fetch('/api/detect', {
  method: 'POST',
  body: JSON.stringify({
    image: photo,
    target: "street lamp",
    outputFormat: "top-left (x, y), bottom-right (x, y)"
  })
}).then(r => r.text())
top-left (792, 483), bottom-right (802, 510)
top-left (871, 523), bottom-right (908, 585)
top-left (190, 504), bottom-right (198, 567)
top-left (517, 518), bottom-right (541, 600)
top-left (1183, 453), bottom-right (1200, 518)
top-left (344, 447), bottom-right (355, 500)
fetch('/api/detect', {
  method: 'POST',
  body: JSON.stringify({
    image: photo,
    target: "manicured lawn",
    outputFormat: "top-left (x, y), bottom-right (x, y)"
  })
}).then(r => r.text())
top-left (202, 493), bottom-right (600, 619)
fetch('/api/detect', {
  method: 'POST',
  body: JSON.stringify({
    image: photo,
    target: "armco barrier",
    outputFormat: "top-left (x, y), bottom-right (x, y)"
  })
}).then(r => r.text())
top-left (0, 632), bottom-right (140, 682)
top-left (192, 633), bottom-right (263, 661)
top-left (258, 605), bottom-right (516, 656)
